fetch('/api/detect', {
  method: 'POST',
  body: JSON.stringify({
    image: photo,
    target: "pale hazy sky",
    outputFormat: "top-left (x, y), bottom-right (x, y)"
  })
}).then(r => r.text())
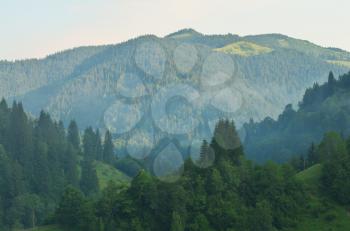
top-left (1, 0), bottom-right (349, 60)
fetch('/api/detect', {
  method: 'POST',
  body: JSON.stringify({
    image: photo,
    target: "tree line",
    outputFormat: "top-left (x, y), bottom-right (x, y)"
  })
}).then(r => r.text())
top-left (0, 99), bottom-right (116, 230)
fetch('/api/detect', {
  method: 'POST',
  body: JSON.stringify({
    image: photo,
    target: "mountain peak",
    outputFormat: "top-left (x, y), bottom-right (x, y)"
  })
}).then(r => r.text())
top-left (165, 28), bottom-right (202, 39)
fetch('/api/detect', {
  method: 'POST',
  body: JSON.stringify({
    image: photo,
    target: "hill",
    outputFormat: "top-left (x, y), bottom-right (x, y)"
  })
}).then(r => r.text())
top-left (291, 163), bottom-right (350, 231)
top-left (244, 71), bottom-right (350, 163)
top-left (1, 29), bottom-right (349, 159)
top-left (94, 161), bottom-right (130, 189)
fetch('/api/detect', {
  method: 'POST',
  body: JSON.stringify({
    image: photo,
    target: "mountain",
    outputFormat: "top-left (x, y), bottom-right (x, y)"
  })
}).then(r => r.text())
top-left (243, 71), bottom-right (350, 163)
top-left (1, 29), bottom-right (350, 156)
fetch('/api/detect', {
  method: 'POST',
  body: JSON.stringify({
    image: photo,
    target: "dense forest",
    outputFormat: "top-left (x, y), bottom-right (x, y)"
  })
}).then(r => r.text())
top-left (1, 99), bottom-right (350, 230)
top-left (0, 100), bottom-right (119, 230)
top-left (244, 71), bottom-right (350, 163)
top-left (51, 122), bottom-right (350, 231)
top-left (2, 71), bottom-right (350, 230)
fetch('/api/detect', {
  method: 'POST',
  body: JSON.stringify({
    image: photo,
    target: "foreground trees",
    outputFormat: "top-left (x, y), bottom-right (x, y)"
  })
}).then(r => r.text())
top-left (0, 100), bottom-right (116, 230)
top-left (55, 120), bottom-right (308, 231)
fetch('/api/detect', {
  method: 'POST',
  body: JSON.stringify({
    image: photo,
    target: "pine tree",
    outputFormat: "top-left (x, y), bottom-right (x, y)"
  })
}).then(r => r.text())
top-left (327, 71), bottom-right (336, 96)
top-left (307, 143), bottom-right (318, 166)
top-left (32, 141), bottom-right (50, 195)
top-left (80, 161), bottom-right (99, 196)
top-left (0, 99), bottom-right (9, 146)
top-left (212, 119), bottom-right (243, 164)
top-left (67, 120), bottom-right (80, 150)
top-left (63, 144), bottom-right (79, 187)
top-left (197, 140), bottom-right (214, 168)
top-left (103, 130), bottom-right (115, 164)
top-left (95, 129), bottom-right (103, 161)
top-left (9, 102), bottom-right (33, 185)
top-left (83, 127), bottom-right (97, 161)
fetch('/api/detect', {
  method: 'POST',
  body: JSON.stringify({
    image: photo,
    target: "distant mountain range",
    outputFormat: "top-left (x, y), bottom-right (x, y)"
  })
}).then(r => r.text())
top-left (1, 29), bottom-right (349, 156)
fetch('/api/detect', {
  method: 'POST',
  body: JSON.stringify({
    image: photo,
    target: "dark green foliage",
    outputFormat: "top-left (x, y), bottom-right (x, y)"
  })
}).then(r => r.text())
top-left (55, 187), bottom-right (97, 231)
top-left (80, 161), bottom-right (99, 196)
top-left (307, 143), bottom-right (318, 166)
top-left (320, 133), bottom-right (350, 204)
top-left (3, 91), bottom-right (350, 230)
top-left (0, 99), bottom-right (96, 230)
top-left (53, 119), bottom-right (307, 231)
top-left (83, 127), bottom-right (103, 162)
top-left (67, 120), bottom-right (80, 150)
top-left (244, 71), bottom-right (350, 163)
top-left (102, 130), bottom-right (115, 164)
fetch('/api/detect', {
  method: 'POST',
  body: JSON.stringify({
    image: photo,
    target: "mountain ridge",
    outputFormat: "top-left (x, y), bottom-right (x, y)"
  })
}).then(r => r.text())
top-left (1, 29), bottom-right (349, 157)
top-left (2, 29), bottom-right (349, 62)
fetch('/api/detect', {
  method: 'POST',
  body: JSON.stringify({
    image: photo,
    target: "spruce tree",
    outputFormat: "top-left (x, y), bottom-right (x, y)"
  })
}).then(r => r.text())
top-left (63, 144), bottom-right (79, 187)
top-left (80, 161), bottom-right (99, 196)
top-left (307, 143), bottom-right (317, 166)
top-left (95, 129), bottom-right (103, 161)
top-left (83, 127), bottom-right (97, 161)
top-left (67, 120), bottom-right (80, 150)
top-left (102, 130), bottom-right (115, 164)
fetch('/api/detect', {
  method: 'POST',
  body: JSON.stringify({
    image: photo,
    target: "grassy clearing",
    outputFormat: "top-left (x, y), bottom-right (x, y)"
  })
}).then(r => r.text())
top-left (327, 60), bottom-right (350, 68)
top-left (215, 41), bottom-right (273, 56)
top-left (94, 161), bottom-right (131, 190)
top-left (292, 164), bottom-right (350, 231)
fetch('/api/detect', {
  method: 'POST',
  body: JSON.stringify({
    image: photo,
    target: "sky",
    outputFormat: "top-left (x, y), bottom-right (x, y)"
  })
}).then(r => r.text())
top-left (1, 0), bottom-right (349, 60)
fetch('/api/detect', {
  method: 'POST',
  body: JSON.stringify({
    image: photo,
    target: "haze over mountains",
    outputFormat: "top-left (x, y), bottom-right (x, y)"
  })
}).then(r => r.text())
top-left (1, 29), bottom-right (349, 155)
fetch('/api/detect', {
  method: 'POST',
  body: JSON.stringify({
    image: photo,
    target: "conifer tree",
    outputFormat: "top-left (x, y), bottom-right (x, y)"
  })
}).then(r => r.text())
top-left (103, 130), bottom-right (115, 164)
top-left (307, 143), bottom-right (317, 166)
top-left (67, 120), bottom-right (80, 150)
top-left (83, 127), bottom-right (97, 161)
top-left (80, 161), bottom-right (99, 196)
top-left (95, 129), bottom-right (103, 161)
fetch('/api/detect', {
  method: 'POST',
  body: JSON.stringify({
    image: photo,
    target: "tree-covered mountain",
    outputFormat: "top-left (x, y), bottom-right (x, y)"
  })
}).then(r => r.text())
top-left (2, 98), bottom-right (350, 230)
top-left (1, 29), bottom-right (349, 158)
top-left (244, 71), bottom-right (350, 163)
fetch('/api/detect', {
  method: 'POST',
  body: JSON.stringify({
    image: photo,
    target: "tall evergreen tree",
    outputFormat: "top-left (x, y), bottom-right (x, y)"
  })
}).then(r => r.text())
top-left (307, 143), bottom-right (318, 166)
top-left (95, 129), bottom-right (103, 161)
top-left (102, 130), bottom-right (115, 164)
top-left (83, 127), bottom-right (97, 161)
top-left (80, 161), bottom-right (99, 196)
top-left (67, 120), bottom-right (80, 150)
top-left (63, 144), bottom-right (79, 187)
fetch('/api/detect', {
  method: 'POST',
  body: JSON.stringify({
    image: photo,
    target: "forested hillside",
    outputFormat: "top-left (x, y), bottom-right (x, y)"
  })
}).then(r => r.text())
top-left (1, 29), bottom-right (349, 160)
top-left (40, 121), bottom-right (350, 231)
top-left (0, 100), bottom-right (129, 230)
top-left (244, 71), bottom-right (350, 163)
top-left (1, 99), bottom-right (350, 230)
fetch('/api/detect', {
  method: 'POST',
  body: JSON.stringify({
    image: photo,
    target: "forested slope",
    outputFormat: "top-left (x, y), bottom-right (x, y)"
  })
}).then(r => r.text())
top-left (244, 71), bottom-right (350, 163)
top-left (0, 100), bottom-right (129, 230)
top-left (1, 29), bottom-right (349, 159)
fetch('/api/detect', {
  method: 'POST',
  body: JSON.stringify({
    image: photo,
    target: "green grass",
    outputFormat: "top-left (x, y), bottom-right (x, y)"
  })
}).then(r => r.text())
top-left (94, 161), bottom-right (131, 190)
top-left (287, 202), bottom-right (350, 231)
top-left (296, 164), bottom-right (322, 195)
top-left (291, 164), bottom-right (350, 231)
top-left (215, 41), bottom-right (273, 57)
top-left (19, 163), bottom-right (130, 231)
top-left (296, 164), bottom-right (322, 184)
top-left (327, 60), bottom-right (350, 68)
